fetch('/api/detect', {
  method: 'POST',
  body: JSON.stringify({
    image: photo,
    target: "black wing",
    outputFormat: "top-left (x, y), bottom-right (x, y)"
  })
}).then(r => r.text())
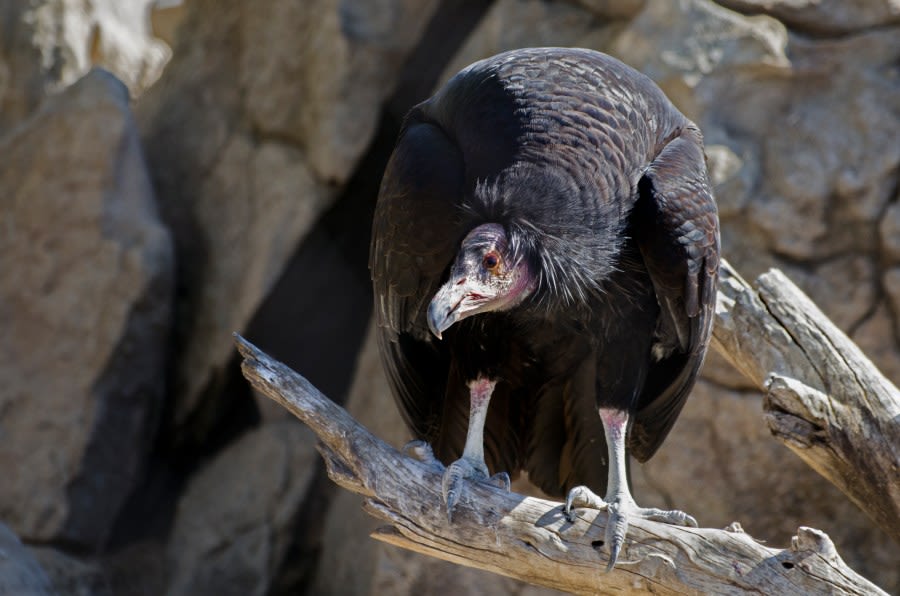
top-left (629, 124), bottom-right (720, 462)
top-left (370, 61), bottom-right (524, 455)
top-left (370, 115), bottom-right (465, 440)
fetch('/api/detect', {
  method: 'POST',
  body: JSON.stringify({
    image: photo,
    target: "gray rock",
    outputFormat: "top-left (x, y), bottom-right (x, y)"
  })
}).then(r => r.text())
top-left (0, 69), bottom-right (173, 549)
top-left (0, 523), bottom-right (55, 596)
top-left (29, 547), bottom-right (112, 596)
top-left (165, 421), bottom-right (319, 596)
top-left (136, 0), bottom-right (439, 436)
top-left (440, 0), bottom-right (620, 86)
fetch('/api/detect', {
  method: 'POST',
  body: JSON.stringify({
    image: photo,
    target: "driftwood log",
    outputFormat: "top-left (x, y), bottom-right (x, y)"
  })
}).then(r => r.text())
top-left (234, 256), bottom-right (896, 594)
top-left (712, 260), bottom-right (900, 543)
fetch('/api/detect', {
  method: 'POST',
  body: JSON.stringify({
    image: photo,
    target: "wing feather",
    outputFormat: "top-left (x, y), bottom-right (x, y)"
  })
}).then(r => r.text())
top-left (629, 124), bottom-right (720, 462)
top-left (370, 117), bottom-right (465, 440)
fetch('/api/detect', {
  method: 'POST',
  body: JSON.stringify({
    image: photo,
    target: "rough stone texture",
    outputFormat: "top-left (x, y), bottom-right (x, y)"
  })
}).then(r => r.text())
top-left (0, 524), bottom-right (55, 596)
top-left (609, 1), bottom-right (900, 590)
top-left (716, 0), bottom-right (900, 35)
top-left (0, 0), bottom-right (169, 133)
top-left (440, 0), bottom-right (619, 85)
top-left (137, 0), bottom-right (439, 436)
top-left (29, 547), bottom-right (114, 596)
top-left (0, 69), bottom-right (173, 549)
top-left (150, 0), bottom-right (186, 47)
top-left (572, 0), bottom-right (646, 18)
top-left (881, 202), bottom-right (900, 264)
top-left (165, 420), bottom-right (319, 596)
top-left (0, 0), bottom-right (898, 594)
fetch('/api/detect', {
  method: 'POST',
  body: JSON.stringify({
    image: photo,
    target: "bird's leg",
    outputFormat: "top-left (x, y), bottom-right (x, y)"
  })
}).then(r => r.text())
top-left (442, 377), bottom-right (511, 521)
top-left (565, 408), bottom-right (697, 571)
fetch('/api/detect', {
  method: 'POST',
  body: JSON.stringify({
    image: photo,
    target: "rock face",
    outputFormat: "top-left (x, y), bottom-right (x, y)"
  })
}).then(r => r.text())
top-left (165, 421), bottom-right (319, 596)
top-left (0, 524), bottom-right (55, 596)
top-left (0, 0), bottom-right (898, 594)
top-left (0, 0), bottom-right (169, 133)
top-left (137, 0), bottom-right (440, 438)
top-left (0, 69), bottom-right (173, 549)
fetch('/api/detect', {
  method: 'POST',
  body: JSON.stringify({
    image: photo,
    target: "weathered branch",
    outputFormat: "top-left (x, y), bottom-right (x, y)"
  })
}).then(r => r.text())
top-left (235, 332), bottom-right (886, 595)
top-left (711, 260), bottom-right (900, 543)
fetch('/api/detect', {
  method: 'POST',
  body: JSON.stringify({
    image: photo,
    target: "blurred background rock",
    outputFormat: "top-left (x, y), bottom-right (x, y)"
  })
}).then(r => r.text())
top-left (0, 0), bottom-right (897, 594)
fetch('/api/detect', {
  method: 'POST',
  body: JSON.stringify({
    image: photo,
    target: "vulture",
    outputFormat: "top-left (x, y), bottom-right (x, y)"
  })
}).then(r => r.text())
top-left (370, 47), bottom-right (719, 570)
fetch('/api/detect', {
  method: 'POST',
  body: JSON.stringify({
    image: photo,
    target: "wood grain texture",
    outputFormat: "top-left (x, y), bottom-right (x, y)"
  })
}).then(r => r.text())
top-left (712, 260), bottom-right (900, 543)
top-left (234, 299), bottom-right (889, 594)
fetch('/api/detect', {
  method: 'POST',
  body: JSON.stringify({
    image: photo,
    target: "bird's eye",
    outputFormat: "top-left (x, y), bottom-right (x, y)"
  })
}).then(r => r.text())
top-left (483, 251), bottom-right (501, 272)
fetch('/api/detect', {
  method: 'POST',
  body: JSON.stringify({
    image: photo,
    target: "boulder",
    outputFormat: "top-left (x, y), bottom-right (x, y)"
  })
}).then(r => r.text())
top-left (0, 69), bottom-right (173, 549)
top-left (717, 0), bottom-right (900, 36)
top-left (29, 547), bottom-right (113, 596)
top-left (0, 523), bottom-right (55, 596)
top-left (0, 0), bottom-right (169, 133)
top-left (136, 0), bottom-right (439, 438)
top-left (165, 421), bottom-right (319, 596)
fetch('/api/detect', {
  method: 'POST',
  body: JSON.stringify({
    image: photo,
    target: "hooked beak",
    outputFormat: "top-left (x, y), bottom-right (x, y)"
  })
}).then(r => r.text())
top-left (426, 282), bottom-right (466, 340)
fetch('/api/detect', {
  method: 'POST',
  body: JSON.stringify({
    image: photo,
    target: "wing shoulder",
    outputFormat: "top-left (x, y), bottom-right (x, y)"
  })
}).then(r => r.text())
top-left (370, 114), bottom-right (466, 437)
top-left (629, 124), bottom-right (720, 461)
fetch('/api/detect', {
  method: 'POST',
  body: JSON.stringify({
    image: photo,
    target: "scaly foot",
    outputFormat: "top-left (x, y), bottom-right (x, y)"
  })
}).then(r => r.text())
top-left (442, 456), bottom-right (510, 522)
top-left (565, 485), bottom-right (697, 571)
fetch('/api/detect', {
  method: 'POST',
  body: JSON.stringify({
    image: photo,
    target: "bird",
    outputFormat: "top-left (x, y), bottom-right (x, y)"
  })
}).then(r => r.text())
top-left (369, 47), bottom-right (719, 571)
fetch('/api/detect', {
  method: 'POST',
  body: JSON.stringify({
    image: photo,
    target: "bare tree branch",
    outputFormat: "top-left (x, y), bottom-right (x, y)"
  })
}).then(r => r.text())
top-left (712, 260), bottom-right (900, 543)
top-left (234, 322), bottom-right (887, 595)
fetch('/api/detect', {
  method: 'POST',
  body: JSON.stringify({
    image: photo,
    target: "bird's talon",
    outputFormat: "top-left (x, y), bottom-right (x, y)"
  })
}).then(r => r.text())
top-left (489, 471), bottom-right (511, 491)
top-left (441, 457), bottom-right (501, 521)
top-left (564, 485), bottom-right (608, 519)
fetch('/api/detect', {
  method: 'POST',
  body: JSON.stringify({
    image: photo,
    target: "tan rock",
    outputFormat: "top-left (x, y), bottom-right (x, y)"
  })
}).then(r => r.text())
top-left (0, 0), bottom-right (169, 132)
top-left (852, 299), bottom-right (900, 384)
top-left (165, 420), bottom-right (319, 596)
top-left (778, 256), bottom-right (877, 332)
top-left (882, 269), bottom-right (900, 351)
top-left (0, 68), bottom-right (173, 548)
top-left (880, 202), bottom-right (900, 264)
top-left (717, 0), bottom-right (900, 35)
top-left (440, 0), bottom-right (622, 86)
top-left (570, 0), bottom-right (646, 18)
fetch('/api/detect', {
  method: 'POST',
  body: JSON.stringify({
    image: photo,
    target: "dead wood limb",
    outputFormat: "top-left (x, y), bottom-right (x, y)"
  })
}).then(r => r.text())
top-left (234, 333), bottom-right (886, 595)
top-left (711, 259), bottom-right (900, 544)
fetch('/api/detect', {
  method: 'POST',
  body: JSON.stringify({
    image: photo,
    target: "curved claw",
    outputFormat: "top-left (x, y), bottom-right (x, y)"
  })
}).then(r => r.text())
top-left (441, 457), bottom-right (491, 522)
top-left (605, 501), bottom-right (629, 572)
top-left (564, 485), bottom-right (608, 522)
top-left (489, 471), bottom-right (511, 491)
top-left (563, 485), bottom-right (697, 572)
top-left (639, 507), bottom-right (698, 527)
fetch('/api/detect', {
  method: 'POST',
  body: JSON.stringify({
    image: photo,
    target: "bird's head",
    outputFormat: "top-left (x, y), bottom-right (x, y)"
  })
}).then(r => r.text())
top-left (427, 223), bottom-right (536, 339)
